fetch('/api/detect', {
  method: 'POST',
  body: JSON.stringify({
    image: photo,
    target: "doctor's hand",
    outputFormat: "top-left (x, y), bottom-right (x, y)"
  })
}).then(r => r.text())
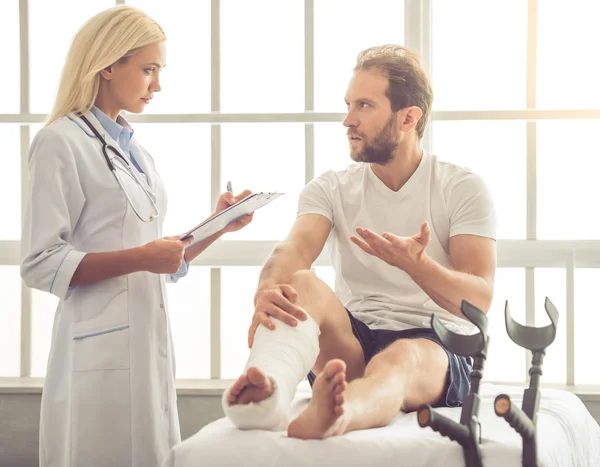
top-left (214, 190), bottom-right (255, 234)
top-left (350, 222), bottom-right (431, 273)
top-left (247, 284), bottom-right (308, 348)
top-left (139, 236), bottom-right (194, 274)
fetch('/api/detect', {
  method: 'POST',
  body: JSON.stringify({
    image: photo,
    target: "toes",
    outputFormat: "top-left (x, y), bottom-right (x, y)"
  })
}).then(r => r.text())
top-left (231, 375), bottom-right (248, 394)
top-left (228, 386), bottom-right (241, 403)
top-left (323, 359), bottom-right (346, 380)
top-left (333, 381), bottom-right (347, 395)
top-left (334, 405), bottom-right (345, 416)
top-left (334, 393), bottom-right (344, 406)
top-left (247, 367), bottom-right (269, 388)
top-left (331, 372), bottom-right (346, 386)
top-left (228, 375), bottom-right (250, 403)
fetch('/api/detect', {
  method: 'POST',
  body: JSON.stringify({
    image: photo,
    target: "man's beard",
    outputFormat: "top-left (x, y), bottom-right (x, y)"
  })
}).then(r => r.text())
top-left (350, 114), bottom-right (398, 164)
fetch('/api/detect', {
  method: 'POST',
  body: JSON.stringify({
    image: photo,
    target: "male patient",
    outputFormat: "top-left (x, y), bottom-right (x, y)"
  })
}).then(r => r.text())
top-left (222, 44), bottom-right (497, 439)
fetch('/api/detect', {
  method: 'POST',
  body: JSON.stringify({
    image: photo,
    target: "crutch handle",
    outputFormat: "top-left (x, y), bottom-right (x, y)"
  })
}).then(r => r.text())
top-left (494, 394), bottom-right (535, 440)
top-left (418, 404), bottom-right (469, 445)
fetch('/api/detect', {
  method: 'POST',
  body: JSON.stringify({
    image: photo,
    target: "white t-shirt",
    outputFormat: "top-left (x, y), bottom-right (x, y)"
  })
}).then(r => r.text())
top-left (297, 151), bottom-right (496, 335)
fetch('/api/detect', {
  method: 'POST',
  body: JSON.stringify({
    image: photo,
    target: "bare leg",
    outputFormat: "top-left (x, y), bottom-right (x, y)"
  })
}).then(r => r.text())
top-left (288, 338), bottom-right (448, 439)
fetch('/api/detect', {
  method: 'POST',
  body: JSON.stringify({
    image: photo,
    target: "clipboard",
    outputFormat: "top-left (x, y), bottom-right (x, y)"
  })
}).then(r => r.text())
top-left (180, 192), bottom-right (284, 247)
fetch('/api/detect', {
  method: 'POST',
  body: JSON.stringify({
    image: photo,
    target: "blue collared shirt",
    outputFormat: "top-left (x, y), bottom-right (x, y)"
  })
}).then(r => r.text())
top-left (90, 105), bottom-right (189, 282)
top-left (89, 106), bottom-right (144, 174)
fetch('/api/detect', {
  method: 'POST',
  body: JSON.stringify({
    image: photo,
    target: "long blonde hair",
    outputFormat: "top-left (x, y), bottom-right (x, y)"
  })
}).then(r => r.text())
top-left (46, 5), bottom-right (166, 126)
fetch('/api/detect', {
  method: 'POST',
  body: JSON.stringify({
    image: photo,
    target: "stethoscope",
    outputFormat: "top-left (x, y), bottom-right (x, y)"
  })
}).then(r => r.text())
top-left (80, 115), bottom-right (160, 223)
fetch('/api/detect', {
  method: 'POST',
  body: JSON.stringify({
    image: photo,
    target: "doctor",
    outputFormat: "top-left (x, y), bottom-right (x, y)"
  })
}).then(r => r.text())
top-left (21, 5), bottom-right (252, 467)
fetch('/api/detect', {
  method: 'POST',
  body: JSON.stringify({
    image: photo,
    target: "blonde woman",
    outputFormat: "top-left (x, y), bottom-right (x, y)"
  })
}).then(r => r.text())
top-left (21, 6), bottom-right (252, 466)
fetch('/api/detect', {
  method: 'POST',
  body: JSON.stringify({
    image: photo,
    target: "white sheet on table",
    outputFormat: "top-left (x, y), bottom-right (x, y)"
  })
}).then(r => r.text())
top-left (162, 383), bottom-right (600, 467)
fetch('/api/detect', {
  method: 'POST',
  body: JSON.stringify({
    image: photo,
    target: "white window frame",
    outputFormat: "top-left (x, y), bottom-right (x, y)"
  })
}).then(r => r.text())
top-left (1, 0), bottom-right (600, 392)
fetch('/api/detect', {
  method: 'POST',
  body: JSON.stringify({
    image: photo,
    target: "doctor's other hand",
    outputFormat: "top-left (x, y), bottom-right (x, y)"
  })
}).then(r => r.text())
top-left (247, 284), bottom-right (308, 348)
top-left (214, 189), bottom-right (255, 234)
top-left (139, 236), bottom-right (193, 274)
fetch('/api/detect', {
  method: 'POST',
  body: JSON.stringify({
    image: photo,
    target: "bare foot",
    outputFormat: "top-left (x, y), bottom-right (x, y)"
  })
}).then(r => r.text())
top-left (227, 366), bottom-right (274, 405)
top-left (287, 359), bottom-right (349, 439)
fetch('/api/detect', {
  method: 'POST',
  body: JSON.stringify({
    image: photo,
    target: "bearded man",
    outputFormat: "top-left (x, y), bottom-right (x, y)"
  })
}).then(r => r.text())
top-left (222, 44), bottom-right (497, 440)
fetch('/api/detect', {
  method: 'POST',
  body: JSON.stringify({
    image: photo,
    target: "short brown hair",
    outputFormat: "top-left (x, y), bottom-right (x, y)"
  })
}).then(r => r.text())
top-left (354, 45), bottom-right (433, 139)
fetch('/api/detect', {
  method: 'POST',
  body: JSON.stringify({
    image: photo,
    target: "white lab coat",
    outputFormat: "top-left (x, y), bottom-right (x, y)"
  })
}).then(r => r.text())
top-left (21, 111), bottom-right (181, 467)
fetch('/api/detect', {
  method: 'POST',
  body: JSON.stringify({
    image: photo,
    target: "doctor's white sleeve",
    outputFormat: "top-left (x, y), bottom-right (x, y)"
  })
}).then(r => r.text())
top-left (21, 128), bottom-right (87, 301)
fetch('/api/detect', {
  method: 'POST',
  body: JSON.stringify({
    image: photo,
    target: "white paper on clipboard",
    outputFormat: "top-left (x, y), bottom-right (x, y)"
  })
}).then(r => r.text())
top-left (180, 192), bottom-right (284, 247)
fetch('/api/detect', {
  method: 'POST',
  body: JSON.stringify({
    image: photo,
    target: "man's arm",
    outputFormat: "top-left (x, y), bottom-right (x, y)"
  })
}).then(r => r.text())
top-left (351, 223), bottom-right (496, 320)
top-left (408, 234), bottom-right (496, 318)
top-left (256, 213), bottom-right (332, 300)
top-left (247, 213), bottom-right (331, 347)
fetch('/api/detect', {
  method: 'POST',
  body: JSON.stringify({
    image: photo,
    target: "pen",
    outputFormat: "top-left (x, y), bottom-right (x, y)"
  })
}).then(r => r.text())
top-left (227, 181), bottom-right (233, 193)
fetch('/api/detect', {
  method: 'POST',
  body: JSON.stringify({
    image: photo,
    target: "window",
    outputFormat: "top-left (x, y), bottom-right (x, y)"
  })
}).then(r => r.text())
top-left (431, 0), bottom-right (527, 111)
top-left (537, 120), bottom-right (600, 240)
top-left (167, 267), bottom-right (211, 379)
top-left (221, 123), bottom-right (305, 241)
top-left (220, 267), bottom-right (261, 379)
top-left (484, 269), bottom-right (526, 382)
top-left (0, 0), bottom-right (19, 113)
top-left (1, 0), bottom-right (598, 390)
top-left (536, 0), bottom-right (600, 109)
top-left (0, 125), bottom-right (21, 240)
top-left (534, 269), bottom-right (567, 384)
top-left (127, 0), bottom-right (212, 114)
top-left (575, 270), bottom-right (600, 385)
top-left (314, 0), bottom-right (404, 112)
top-left (221, 0), bottom-right (304, 113)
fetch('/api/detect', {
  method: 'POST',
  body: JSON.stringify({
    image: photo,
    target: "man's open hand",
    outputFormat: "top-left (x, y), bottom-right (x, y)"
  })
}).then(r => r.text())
top-left (350, 221), bottom-right (431, 272)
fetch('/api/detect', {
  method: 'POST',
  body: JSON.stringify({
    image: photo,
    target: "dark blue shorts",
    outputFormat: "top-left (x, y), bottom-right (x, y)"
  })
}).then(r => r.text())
top-left (307, 309), bottom-right (472, 409)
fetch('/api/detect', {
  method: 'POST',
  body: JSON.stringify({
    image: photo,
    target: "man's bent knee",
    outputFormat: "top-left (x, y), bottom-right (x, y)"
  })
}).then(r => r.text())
top-left (366, 338), bottom-right (448, 411)
top-left (368, 339), bottom-right (420, 373)
top-left (289, 270), bottom-right (336, 322)
top-left (290, 270), bottom-right (320, 294)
